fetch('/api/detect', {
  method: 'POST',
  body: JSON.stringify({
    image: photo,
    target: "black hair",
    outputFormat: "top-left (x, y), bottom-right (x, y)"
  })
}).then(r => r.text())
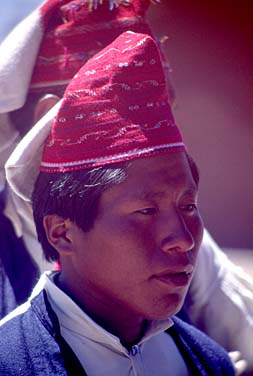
top-left (32, 153), bottom-right (199, 262)
top-left (32, 164), bottom-right (129, 262)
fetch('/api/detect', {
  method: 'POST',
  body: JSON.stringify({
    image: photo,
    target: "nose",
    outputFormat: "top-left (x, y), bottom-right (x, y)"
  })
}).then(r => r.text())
top-left (159, 212), bottom-right (195, 253)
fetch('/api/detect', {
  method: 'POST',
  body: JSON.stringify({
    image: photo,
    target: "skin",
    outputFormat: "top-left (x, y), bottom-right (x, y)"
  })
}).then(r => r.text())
top-left (44, 152), bottom-right (203, 348)
top-left (34, 94), bottom-right (60, 124)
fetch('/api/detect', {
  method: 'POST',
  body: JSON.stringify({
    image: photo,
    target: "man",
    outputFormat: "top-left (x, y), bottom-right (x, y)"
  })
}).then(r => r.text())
top-left (0, 31), bottom-right (234, 375)
top-left (0, 1), bottom-right (252, 373)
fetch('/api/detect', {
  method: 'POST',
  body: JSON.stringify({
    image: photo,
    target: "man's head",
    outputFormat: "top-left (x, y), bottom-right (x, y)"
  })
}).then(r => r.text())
top-left (32, 153), bottom-right (200, 262)
top-left (27, 32), bottom-right (203, 325)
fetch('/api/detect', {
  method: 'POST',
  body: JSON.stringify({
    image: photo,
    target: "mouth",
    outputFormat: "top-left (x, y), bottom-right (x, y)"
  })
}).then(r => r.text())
top-left (153, 265), bottom-right (194, 287)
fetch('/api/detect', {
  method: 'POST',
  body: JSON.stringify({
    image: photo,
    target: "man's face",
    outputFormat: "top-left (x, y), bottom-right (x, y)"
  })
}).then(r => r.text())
top-left (63, 152), bottom-right (203, 323)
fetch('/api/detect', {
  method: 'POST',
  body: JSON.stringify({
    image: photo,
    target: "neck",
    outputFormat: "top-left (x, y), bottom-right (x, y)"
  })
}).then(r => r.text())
top-left (56, 272), bottom-right (147, 348)
top-left (84, 307), bottom-right (148, 350)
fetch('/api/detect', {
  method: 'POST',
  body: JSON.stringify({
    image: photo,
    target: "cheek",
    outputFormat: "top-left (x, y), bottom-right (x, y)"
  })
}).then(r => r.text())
top-left (100, 218), bottom-right (156, 270)
top-left (105, 216), bottom-right (155, 246)
top-left (187, 214), bottom-right (204, 253)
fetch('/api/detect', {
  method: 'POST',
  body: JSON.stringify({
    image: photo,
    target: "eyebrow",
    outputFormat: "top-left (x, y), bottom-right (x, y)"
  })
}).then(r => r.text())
top-left (131, 187), bottom-right (198, 202)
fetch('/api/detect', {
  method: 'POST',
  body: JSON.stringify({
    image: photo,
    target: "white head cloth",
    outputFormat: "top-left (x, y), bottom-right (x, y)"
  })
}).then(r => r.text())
top-left (6, 100), bottom-right (62, 202)
top-left (0, 8), bottom-right (43, 113)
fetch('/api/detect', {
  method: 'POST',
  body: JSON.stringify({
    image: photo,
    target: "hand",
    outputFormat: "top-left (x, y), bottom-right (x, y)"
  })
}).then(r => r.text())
top-left (229, 351), bottom-right (248, 376)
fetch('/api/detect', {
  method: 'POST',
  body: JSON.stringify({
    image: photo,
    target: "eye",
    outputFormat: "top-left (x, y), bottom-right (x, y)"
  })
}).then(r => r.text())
top-left (180, 204), bottom-right (197, 213)
top-left (135, 207), bottom-right (157, 215)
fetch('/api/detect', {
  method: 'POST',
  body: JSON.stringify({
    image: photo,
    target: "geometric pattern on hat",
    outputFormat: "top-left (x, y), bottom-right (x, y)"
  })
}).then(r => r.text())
top-left (41, 31), bottom-right (185, 173)
top-left (30, 0), bottom-right (154, 92)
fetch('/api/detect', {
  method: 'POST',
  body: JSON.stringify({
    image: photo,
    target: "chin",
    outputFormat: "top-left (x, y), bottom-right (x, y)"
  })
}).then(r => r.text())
top-left (165, 291), bottom-right (187, 315)
top-left (145, 293), bottom-right (186, 320)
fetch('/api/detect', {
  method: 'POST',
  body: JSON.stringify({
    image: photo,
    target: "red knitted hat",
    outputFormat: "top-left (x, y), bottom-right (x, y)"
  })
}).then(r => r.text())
top-left (30, 0), bottom-right (155, 92)
top-left (41, 31), bottom-right (185, 173)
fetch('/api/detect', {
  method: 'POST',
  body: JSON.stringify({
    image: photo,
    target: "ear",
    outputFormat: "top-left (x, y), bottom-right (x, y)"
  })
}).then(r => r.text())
top-left (43, 215), bottom-right (74, 257)
top-left (34, 94), bottom-right (60, 123)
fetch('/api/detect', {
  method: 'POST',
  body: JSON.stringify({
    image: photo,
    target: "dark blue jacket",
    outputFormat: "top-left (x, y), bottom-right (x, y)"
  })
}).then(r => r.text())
top-left (0, 290), bottom-right (235, 376)
top-left (0, 187), bottom-right (39, 319)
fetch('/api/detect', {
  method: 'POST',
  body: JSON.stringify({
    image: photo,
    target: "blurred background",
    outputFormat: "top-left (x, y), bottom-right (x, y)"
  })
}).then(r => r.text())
top-left (149, 0), bottom-right (253, 249)
top-left (1, 0), bottom-right (252, 274)
top-left (0, 0), bottom-right (42, 41)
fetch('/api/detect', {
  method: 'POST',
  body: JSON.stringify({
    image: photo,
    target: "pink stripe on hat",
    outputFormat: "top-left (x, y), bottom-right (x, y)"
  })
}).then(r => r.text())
top-left (41, 31), bottom-right (185, 172)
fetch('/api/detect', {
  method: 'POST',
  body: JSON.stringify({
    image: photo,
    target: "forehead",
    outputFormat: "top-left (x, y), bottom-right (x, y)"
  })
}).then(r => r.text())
top-left (101, 152), bottom-right (197, 205)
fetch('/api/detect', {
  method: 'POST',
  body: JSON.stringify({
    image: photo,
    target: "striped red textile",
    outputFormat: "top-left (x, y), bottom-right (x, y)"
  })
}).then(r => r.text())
top-left (41, 31), bottom-right (185, 173)
top-left (30, 0), bottom-right (154, 92)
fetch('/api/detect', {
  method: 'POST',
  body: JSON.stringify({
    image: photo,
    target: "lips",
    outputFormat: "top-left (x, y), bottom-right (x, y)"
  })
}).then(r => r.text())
top-left (153, 264), bottom-right (194, 287)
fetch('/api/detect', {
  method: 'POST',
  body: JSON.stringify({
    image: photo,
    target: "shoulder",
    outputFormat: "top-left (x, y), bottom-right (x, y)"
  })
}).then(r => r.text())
top-left (0, 290), bottom-right (66, 375)
top-left (170, 316), bottom-right (235, 375)
top-left (0, 290), bottom-right (46, 346)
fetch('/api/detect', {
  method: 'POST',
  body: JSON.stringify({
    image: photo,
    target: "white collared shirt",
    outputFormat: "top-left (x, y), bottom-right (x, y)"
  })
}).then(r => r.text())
top-left (44, 272), bottom-right (189, 376)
